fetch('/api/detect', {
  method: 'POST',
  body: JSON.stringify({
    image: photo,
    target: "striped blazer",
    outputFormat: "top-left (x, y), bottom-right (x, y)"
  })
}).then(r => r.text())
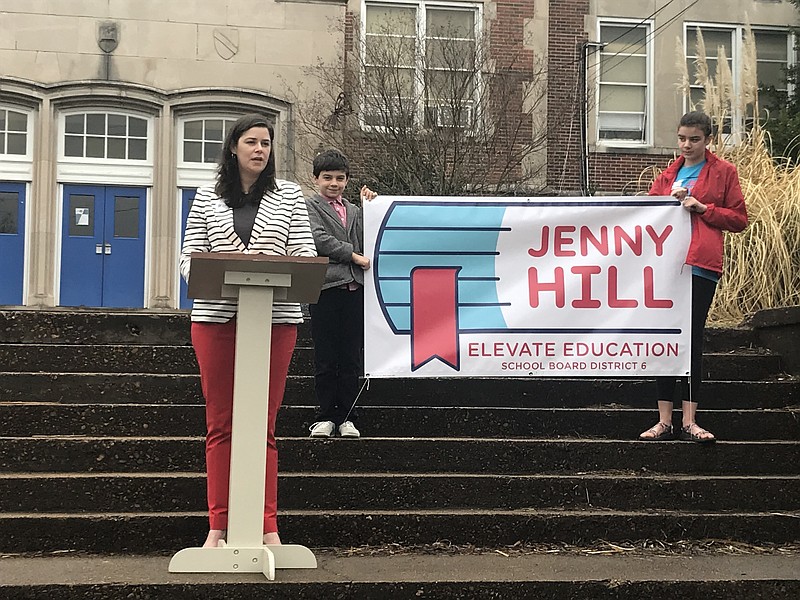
top-left (180, 180), bottom-right (317, 323)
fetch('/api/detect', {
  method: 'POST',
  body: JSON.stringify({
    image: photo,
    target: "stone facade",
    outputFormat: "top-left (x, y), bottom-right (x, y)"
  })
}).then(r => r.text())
top-left (0, 0), bottom-right (347, 309)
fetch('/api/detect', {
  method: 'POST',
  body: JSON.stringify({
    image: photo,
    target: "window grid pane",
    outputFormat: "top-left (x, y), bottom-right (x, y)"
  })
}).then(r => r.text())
top-left (426, 8), bottom-right (474, 39)
top-left (184, 120), bottom-right (203, 140)
top-left (62, 112), bottom-right (148, 160)
top-left (364, 3), bottom-right (479, 129)
top-left (366, 5), bottom-right (415, 36)
top-left (64, 135), bottom-right (84, 157)
top-left (68, 195), bottom-right (95, 237)
top-left (684, 25), bottom-right (788, 133)
top-left (86, 114), bottom-right (106, 135)
top-left (108, 114), bottom-right (127, 137)
top-left (6, 133), bottom-right (26, 155)
top-left (687, 28), bottom-right (733, 57)
top-left (755, 32), bottom-right (788, 60)
top-left (181, 118), bottom-right (236, 163)
top-left (0, 109), bottom-right (28, 156)
top-left (184, 141), bottom-right (202, 162)
top-left (65, 114), bottom-right (84, 134)
top-left (755, 32), bottom-right (789, 92)
top-left (203, 141), bottom-right (221, 163)
top-left (114, 196), bottom-right (140, 238)
top-left (7, 111), bottom-right (27, 132)
top-left (107, 137), bottom-right (126, 159)
top-left (86, 136), bottom-right (105, 158)
top-left (601, 26), bottom-right (647, 55)
top-left (129, 117), bottom-right (147, 138)
top-left (0, 191), bottom-right (19, 234)
top-left (598, 23), bottom-right (649, 143)
top-left (128, 138), bottom-right (147, 160)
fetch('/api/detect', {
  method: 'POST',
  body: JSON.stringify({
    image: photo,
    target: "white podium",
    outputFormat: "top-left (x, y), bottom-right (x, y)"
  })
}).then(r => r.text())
top-left (169, 252), bottom-right (328, 580)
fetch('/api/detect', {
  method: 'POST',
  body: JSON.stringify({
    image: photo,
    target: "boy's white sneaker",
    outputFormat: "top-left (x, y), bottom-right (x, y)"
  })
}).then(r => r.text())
top-left (338, 421), bottom-right (360, 438)
top-left (309, 421), bottom-right (335, 438)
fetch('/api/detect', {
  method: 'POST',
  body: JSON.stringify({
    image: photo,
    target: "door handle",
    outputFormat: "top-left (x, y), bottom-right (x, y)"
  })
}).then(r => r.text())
top-left (95, 244), bottom-right (103, 255)
top-left (104, 243), bottom-right (112, 255)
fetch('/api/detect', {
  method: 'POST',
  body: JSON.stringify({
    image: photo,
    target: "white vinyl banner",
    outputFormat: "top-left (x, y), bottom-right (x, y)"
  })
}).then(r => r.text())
top-left (364, 197), bottom-right (692, 378)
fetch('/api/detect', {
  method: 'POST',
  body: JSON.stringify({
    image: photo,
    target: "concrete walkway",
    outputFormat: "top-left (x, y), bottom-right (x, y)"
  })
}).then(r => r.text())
top-left (2, 552), bottom-right (798, 585)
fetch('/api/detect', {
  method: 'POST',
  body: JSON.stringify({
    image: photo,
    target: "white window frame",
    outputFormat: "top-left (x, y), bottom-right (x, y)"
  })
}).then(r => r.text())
top-left (177, 116), bottom-right (239, 168)
top-left (360, 0), bottom-right (482, 131)
top-left (176, 115), bottom-right (240, 189)
top-left (174, 114), bottom-right (241, 309)
top-left (684, 22), bottom-right (794, 139)
top-left (594, 18), bottom-right (654, 148)
top-left (0, 106), bottom-right (34, 180)
top-left (57, 109), bottom-right (155, 186)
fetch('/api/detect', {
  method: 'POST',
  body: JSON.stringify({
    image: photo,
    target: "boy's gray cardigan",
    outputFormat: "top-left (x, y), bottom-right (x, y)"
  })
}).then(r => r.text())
top-left (305, 193), bottom-right (365, 290)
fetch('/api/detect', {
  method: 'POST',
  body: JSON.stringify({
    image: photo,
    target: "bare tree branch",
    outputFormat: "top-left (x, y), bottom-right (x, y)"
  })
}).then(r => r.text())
top-left (286, 13), bottom-right (549, 197)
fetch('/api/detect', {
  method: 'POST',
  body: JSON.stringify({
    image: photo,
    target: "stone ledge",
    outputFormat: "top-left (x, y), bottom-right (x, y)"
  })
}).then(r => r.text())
top-left (745, 306), bottom-right (800, 375)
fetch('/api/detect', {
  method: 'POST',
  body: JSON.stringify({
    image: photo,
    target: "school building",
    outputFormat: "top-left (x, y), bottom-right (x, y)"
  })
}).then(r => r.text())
top-left (0, 0), bottom-right (796, 310)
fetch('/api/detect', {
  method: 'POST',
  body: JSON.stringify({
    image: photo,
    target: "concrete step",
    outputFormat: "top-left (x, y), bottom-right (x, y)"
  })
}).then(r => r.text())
top-left (1, 309), bottom-right (765, 355)
top-left (1, 509), bottom-right (799, 553)
top-left (0, 373), bottom-right (797, 409)
top-left (0, 343), bottom-right (306, 376)
top-left (0, 343), bottom-right (783, 380)
top-left (1, 437), bottom-right (798, 475)
top-left (1, 553), bottom-right (798, 600)
top-left (0, 310), bottom-right (193, 346)
top-left (1, 404), bottom-right (797, 441)
top-left (1, 472), bottom-right (798, 513)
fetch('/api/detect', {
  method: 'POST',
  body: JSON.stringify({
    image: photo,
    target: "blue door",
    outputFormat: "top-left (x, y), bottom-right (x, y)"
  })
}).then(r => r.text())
top-left (0, 182), bottom-right (26, 306)
top-left (179, 188), bottom-right (196, 309)
top-left (61, 185), bottom-right (147, 308)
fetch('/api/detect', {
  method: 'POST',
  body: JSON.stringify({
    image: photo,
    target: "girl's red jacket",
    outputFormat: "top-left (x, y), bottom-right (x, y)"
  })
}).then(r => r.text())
top-left (648, 149), bottom-right (748, 274)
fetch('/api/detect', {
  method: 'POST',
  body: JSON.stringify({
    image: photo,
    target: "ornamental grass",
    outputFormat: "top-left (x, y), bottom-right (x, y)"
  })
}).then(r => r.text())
top-left (647, 25), bottom-right (800, 325)
top-left (711, 127), bottom-right (800, 324)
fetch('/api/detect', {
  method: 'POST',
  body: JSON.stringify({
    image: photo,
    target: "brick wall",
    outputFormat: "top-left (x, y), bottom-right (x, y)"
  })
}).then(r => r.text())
top-left (488, 0), bottom-right (537, 184)
top-left (547, 0), bottom-right (588, 195)
top-left (589, 152), bottom-right (675, 195)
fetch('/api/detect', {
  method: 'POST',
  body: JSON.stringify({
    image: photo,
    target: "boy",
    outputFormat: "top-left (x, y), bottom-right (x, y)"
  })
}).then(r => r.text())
top-left (305, 149), bottom-right (376, 438)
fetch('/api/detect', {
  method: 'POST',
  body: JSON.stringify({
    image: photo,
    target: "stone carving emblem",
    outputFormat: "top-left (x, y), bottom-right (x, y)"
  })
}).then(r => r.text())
top-left (97, 21), bottom-right (119, 54)
top-left (213, 28), bottom-right (239, 60)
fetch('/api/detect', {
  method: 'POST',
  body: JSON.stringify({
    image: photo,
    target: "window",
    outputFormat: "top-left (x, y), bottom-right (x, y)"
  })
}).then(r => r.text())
top-left (0, 108), bottom-right (29, 156)
top-left (753, 30), bottom-right (791, 112)
top-left (685, 24), bottom-right (791, 134)
top-left (63, 112), bottom-right (148, 160)
top-left (363, 2), bottom-right (479, 129)
top-left (596, 21), bottom-right (651, 145)
top-left (181, 118), bottom-right (237, 164)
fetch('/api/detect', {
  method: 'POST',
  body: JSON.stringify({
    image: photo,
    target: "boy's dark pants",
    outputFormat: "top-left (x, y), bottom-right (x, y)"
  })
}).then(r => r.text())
top-left (309, 287), bottom-right (364, 425)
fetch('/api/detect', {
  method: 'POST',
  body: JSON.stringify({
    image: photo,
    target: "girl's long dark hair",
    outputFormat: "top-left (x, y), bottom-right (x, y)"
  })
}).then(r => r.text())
top-left (215, 114), bottom-right (277, 208)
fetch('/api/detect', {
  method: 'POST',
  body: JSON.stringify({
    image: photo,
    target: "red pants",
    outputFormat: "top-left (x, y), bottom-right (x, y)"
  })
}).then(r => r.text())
top-left (191, 320), bottom-right (296, 533)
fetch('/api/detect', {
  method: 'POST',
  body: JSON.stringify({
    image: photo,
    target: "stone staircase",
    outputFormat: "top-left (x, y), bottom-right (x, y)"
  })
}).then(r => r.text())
top-left (0, 308), bottom-right (798, 598)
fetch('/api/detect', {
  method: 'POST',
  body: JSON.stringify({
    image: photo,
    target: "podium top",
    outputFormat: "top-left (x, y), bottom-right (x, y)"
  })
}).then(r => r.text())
top-left (188, 252), bottom-right (329, 303)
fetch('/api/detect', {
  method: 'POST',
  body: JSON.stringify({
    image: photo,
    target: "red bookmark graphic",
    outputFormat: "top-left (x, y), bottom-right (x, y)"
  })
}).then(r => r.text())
top-left (410, 267), bottom-right (460, 371)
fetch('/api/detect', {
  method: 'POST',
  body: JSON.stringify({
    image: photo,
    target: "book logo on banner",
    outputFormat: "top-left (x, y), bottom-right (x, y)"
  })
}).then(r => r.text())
top-left (364, 198), bottom-right (692, 378)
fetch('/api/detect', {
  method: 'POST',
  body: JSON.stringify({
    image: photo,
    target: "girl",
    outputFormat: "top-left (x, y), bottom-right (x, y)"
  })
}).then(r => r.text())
top-left (639, 111), bottom-right (748, 443)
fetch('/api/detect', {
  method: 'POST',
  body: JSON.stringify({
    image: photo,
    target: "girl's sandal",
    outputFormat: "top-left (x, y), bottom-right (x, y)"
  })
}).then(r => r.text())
top-left (639, 421), bottom-right (674, 441)
top-left (680, 423), bottom-right (716, 444)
